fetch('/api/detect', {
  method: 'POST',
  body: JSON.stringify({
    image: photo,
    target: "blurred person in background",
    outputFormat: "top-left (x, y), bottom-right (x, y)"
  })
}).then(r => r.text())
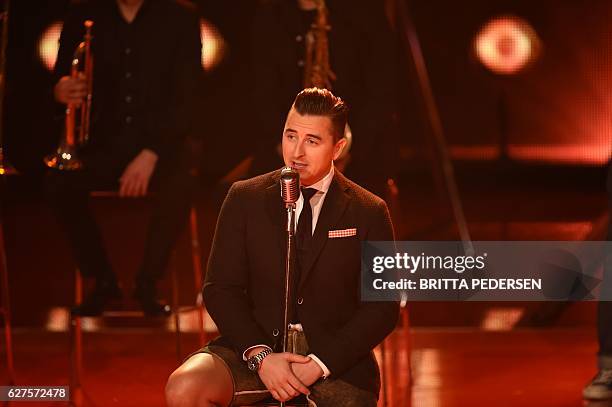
top-left (46, 0), bottom-right (202, 317)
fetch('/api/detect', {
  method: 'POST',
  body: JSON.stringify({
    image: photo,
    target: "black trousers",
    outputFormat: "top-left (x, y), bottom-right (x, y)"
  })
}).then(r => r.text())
top-left (44, 150), bottom-right (195, 284)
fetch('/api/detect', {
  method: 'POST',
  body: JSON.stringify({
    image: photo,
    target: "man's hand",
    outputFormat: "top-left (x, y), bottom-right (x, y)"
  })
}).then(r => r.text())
top-left (119, 149), bottom-right (158, 197)
top-left (54, 75), bottom-right (87, 105)
top-left (291, 359), bottom-right (324, 387)
top-left (258, 353), bottom-right (311, 402)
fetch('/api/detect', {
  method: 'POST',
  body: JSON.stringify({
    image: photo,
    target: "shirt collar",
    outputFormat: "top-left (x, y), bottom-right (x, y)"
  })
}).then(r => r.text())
top-left (306, 165), bottom-right (334, 194)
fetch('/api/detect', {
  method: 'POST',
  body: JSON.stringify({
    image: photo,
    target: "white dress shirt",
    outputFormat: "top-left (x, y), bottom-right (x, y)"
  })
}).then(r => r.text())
top-left (294, 165), bottom-right (335, 236)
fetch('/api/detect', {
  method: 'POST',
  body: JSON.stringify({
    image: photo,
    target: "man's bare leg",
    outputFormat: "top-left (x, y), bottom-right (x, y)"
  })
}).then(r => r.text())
top-left (166, 353), bottom-right (234, 407)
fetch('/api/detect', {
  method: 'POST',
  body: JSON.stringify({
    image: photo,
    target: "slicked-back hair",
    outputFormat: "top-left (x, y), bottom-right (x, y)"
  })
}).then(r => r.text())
top-left (292, 87), bottom-right (348, 143)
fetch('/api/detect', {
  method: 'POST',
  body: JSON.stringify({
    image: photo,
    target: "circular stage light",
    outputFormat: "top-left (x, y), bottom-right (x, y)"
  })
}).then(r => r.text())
top-left (474, 15), bottom-right (540, 75)
top-left (38, 21), bottom-right (63, 71)
top-left (200, 18), bottom-right (226, 71)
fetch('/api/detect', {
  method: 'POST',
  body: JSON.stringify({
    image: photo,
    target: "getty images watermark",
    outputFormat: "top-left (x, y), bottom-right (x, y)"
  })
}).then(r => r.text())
top-left (361, 241), bottom-right (612, 301)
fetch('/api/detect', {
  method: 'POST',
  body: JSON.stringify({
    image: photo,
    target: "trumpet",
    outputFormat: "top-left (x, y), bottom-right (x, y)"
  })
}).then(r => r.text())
top-left (45, 20), bottom-right (94, 170)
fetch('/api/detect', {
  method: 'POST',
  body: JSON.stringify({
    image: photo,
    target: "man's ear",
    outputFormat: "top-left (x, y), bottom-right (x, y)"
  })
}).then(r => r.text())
top-left (332, 137), bottom-right (348, 161)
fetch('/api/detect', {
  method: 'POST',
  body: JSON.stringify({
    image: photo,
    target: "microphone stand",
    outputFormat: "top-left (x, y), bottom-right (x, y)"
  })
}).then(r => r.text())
top-left (281, 200), bottom-right (296, 407)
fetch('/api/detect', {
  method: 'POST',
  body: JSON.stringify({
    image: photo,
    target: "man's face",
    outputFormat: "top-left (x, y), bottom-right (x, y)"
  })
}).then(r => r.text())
top-left (282, 107), bottom-right (346, 186)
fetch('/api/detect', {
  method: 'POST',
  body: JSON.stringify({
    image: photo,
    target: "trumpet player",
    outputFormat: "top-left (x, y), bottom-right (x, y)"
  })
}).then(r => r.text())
top-left (45, 0), bottom-right (202, 316)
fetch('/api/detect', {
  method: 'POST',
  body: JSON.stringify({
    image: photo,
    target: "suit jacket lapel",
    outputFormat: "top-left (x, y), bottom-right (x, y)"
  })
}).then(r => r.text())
top-left (265, 171), bottom-right (287, 258)
top-left (298, 172), bottom-right (350, 289)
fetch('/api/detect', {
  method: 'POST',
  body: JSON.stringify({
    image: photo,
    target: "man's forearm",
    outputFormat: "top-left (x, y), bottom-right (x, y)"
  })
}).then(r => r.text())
top-left (202, 281), bottom-right (272, 355)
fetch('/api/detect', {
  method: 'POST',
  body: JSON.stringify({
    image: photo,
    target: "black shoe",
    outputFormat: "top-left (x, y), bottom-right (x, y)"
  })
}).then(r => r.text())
top-left (136, 296), bottom-right (172, 317)
top-left (134, 280), bottom-right (171, 317)
top-left (583, 369), bottom-right (612, 400)
top-left (71, 276), bottom-right (122, 317)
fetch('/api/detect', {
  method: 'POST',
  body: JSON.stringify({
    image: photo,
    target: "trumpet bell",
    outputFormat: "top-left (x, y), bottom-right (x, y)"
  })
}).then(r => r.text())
top-left (44, 143), bottom-right (83, 171)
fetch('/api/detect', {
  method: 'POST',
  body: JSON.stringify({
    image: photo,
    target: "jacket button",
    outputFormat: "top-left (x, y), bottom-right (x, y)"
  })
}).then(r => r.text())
top-left (297, 297), bottom-right (304, 305)
top-left (272, 329), bottom-right (279, 337)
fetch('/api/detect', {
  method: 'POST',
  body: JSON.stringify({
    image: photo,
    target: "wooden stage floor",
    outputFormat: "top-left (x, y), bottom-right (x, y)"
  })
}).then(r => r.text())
top-left (0, 325), bottom-right (607, 407)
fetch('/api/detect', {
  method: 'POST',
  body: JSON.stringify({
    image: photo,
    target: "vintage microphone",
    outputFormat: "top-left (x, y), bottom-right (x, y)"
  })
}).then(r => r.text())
top-left (279, 166), bottom-right (299, 407)
top-left (280, 166), bottom-right (300, 208)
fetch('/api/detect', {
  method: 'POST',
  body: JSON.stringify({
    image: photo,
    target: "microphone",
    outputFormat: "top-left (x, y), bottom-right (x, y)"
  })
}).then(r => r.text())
top-left (280, 166), bottom-right (300, 207)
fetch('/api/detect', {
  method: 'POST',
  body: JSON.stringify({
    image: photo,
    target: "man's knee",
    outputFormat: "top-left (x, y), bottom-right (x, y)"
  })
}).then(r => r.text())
top-left (165, 353), bottom-right (232, 407)
top-left (165, 368), bottom-right (202, 407)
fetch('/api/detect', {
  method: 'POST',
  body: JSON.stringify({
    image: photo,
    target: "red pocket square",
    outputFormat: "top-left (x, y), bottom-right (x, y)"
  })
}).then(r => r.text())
top-left (328, 228), bottom-right (357, 238)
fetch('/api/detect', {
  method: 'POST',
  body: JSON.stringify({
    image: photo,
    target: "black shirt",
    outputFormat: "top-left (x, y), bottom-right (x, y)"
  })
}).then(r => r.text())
top-left (55, 0), bottom-right (202, 164)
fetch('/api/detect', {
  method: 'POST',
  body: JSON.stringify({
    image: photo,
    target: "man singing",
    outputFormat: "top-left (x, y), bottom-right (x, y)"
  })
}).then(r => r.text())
top-left (166, 88), bottom-right (398, 406)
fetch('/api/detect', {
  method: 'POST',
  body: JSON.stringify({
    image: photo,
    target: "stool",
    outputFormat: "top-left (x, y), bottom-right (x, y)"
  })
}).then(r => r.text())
top-left (69, 191), bottom-right (207, 405)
